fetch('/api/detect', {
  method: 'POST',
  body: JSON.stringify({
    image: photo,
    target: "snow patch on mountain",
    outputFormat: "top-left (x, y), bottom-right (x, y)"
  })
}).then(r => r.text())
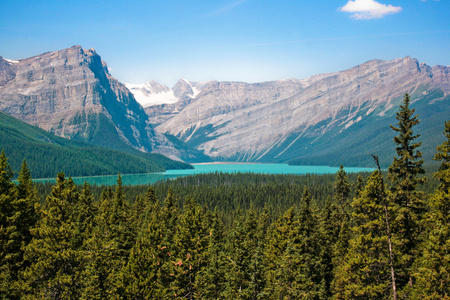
top-left (5, 58), bottom-right (19, 64)
top-left (126, 79), bottom-right (206, 108)
top-left (126, 81), bottom-right (179, 107)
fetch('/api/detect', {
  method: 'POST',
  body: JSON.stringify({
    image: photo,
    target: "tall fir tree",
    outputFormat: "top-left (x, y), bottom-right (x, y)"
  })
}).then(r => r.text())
top-left (263, 207), bottom-right (299, 298)
top-left (334, 165), bottom-right (351, 210)
top-left (0, 160), bottom-right (39, 299)
top-left (195, 208), bottom-right (227, 299)
top-left (82, 174), bottom-right (133, 299)
top-left (224, 206), bottom-right (260, 299)
top-left (0, 150), bottom-right (16, 297)
top-left (122, 200), bottom-right (165, 299)
top-left (388, 93), bottom-right (426, 294)
top-left (297, 187), bottom-right (321, 297)
top-left (317, 197), bottom-right (341, 299)
top-left (169, 197), bottom-right (210, 299)
top-left (22, 173), bottom-right (82, 299)
top-left (412, 120), bottom-right (450, 299)
top-left (333, 171), bottom-right (392, 299)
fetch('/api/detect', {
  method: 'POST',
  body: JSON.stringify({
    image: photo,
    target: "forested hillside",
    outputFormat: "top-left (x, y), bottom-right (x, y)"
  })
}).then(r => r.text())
top-left (0, 111), bottom-right (192, 178)
top-left (0, 94), bottom-right (449, 299)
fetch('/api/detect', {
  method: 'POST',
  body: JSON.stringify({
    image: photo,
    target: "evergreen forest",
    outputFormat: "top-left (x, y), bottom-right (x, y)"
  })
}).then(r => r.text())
top-left (0, 94), bottom-right (449, 299)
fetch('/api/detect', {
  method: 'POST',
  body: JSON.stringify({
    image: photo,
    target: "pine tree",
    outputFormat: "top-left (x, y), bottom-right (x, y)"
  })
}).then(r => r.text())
top-left (388, 93), bottom-right (426, 293)
top-left (72, 181), bottom-right (96, 250)
top-left (0, 154), bottom-right (31, 299)
top-left (317, 197), bottom-right (340, 299)
top-left (82, 174), bottom-right (133, 299)
top-left (354, 175), bottom-right (365, 199)
top-left (122, 200), bottom-right (164, 299)
top-left (0, 150), bottom-right (15, 297)
top-left (0, 160), bottom-right (40, 299)
top-left (297, 187), bottom-right (321, 297)
top-left (22, 173), bottom-right (83, 299)
top-left (333, 171), bottom-right (392, 299)
top-left (264, 207), bottom-right (298, 297)
top-left (195, 208), bottom-right (227, 299)
top-left (168, 197), bottom-right (206, 298)
top-left (224, 206), bottom-right (260, 299)
top-left (334, 165), bottom-right (351, 209)
top-left (412, 120), bottom-right (450, 299)
top-left (0, 150), bottom-right (14, 196)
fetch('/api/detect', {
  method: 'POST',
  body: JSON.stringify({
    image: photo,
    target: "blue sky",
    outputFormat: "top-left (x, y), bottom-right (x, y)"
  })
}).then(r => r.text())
top-left (0, 0), bottom-right (449, 86)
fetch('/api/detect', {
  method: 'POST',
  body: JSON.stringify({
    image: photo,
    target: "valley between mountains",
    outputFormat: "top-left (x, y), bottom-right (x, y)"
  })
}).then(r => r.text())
top-left (1, 45), bottom-right (449, 172)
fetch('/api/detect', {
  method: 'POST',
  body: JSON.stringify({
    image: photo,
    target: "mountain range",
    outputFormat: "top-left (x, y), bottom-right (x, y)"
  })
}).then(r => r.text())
top-left (0, 46), bottom-right (207, 163)
top-left (1, 46), bottom-right (449, 169)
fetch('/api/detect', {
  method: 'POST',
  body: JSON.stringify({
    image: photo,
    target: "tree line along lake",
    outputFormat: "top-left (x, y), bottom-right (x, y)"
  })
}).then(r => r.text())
top-left (33, 163), bottom-right (376, 186)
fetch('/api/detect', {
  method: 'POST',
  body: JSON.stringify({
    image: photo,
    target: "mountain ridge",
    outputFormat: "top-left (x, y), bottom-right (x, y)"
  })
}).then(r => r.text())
top-left (150, 56), bottom-right (449, 166)
top-left (1, 46), bottom-right (449, 168)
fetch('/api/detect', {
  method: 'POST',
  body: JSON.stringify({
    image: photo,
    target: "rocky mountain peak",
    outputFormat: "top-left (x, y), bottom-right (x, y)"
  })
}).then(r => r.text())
top-left (156, 56), bottom-right (450, 163)
top-left (0, 46), bottom-right (165, 154)
top-left (0, 57), bottom-right (16, 86)
top-left (173, 78), bottom-right (197, 99)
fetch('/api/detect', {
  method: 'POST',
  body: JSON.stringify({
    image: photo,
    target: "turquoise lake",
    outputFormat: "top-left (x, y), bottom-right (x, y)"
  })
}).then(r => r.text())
top-left (35, 163), bottom-right (375, 186)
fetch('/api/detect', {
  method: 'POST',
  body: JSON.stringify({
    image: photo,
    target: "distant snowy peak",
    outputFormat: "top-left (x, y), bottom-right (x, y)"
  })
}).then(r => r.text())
top-left (126, 81), bottom-right (177, 107)
top-left (126, 79), bottom-right (208, 108)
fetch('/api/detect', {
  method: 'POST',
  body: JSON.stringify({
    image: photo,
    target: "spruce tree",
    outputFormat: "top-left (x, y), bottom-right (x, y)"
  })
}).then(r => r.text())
top-left (169, 197), bottom-right (210, 299)
top-left (0, 150), bottom-right (14, 196)
top-left (334, 165), bottom-right (351, 209)
top-left (0, 153), bottom-right (26, 299)
top-left (388, 93), bottom-right (426, 293)
top-left (0, 150), bottom-right (14, 296)
top-left (223, 206), bottom-right (260, 299)
top-left (317, 197), bottom-right (340, 299)
top-left (333, 171), bottom-right (392, 299)
top-left (22, 173), bottom-right (82, 299)
top-left (412, 120), bottom-right (450, 299)
top-left (195, 209), bottom-right (227, 299)
top-left (72, 181), bottom-right (96, 250)
top-left (297, 187), bottom-right (321, 297)
top-left (263, 207), bottom-right (298, 297)
top-left (122, 201), bottom-right (164, 299)
top-left (354, 175), bottom-right (365, 198)
top-left (1, 160), bottom-right (39, 299)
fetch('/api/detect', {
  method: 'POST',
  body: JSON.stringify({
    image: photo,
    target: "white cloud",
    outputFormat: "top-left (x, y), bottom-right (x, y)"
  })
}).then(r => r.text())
top-left (340, 0), bottom-right (402, 19)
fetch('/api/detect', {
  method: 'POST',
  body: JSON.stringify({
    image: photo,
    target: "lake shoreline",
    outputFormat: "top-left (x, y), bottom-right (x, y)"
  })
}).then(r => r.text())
top-left (31, 163), bottom-right (375, 186)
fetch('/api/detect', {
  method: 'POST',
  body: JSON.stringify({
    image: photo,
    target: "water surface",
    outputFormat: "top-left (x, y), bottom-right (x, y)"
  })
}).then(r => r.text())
top-left (35, 163), bottom-right (374, 186)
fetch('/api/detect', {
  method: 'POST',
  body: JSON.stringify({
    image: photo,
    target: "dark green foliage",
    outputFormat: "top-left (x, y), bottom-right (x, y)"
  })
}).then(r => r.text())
top-left (23, 173), bottom-right (83, 299)
top-left (195, 208), bottom-right (227, 299)
top-left (412, 120), bottom-right (450, 299)
top-left (334, 165), bottom-right (351, 209)
top-left (0, 111), bottom-right (191, 179)
top-left (0, 157), bottom-right (39, 299)
top-left (333, 171), bottom-right (392, 299)
top-left (0, 119), bottom-right (448, 299)
top-left (388, 93), bottom-right (427, 294)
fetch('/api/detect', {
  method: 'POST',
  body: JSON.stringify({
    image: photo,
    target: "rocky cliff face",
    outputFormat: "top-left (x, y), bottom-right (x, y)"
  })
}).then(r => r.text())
top-left (155, 57), bottom-right (450, 165)
top-left (0, 46), bottom-right (199, 160)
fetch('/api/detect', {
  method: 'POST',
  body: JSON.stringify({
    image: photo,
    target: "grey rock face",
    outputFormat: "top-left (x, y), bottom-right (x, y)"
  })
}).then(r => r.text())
top-left (0, 46), bottom-right (191, 159)
top-left (156, 57), bottom-right (450, 162)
